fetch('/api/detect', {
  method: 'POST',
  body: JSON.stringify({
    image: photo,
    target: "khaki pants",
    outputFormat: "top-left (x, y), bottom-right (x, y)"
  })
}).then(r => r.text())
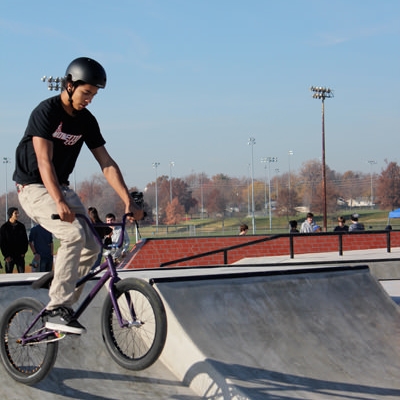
top-left (18, 184), bottom-right (100, 310)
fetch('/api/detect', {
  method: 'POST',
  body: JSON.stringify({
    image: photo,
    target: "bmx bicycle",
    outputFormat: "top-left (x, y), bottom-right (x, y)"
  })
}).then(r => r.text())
top-left (0, 209), bottom-right (167, 385)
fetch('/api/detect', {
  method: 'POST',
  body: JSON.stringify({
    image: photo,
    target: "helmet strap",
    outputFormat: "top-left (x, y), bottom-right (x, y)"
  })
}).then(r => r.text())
top-left (66, 84), bottom-right (79, 115)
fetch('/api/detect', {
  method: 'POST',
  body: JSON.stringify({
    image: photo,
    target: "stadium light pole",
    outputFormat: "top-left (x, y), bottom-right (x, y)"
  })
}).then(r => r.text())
top-left (248, 137), bottom-right (256, 234)
top-left (247, 163), bottom-right (251, 217)
top-left (152, 162), bottom-right (160, 231)
top-left (288, 150), bottom-right (293, 214)
top-left (310, 86), bottom-right (334, 232)
top-left (367, 160), bottom-right (377, 209)
top-left (3, 157), bottom-right (11, 221)
top-left (275, 168), bottom-right (280, 200)
top-left (262, 157), bottom-right (278, 232)
top-left (169, 161), bottom-right (175, 204)
top-left (261, 158), bottom-right (268, 216)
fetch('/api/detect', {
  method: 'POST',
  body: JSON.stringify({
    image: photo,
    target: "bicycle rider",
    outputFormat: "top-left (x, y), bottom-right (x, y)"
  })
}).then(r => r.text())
top-left (13, 57), bottom-right (143, 335)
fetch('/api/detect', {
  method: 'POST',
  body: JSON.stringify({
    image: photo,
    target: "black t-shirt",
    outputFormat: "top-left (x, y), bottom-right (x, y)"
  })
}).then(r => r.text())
top-left (13, 95), bottom-right (106, 185)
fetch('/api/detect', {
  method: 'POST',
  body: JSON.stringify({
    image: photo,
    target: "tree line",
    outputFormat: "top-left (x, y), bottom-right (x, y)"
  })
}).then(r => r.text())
top-left (1, 159), bottom-right (399, 227)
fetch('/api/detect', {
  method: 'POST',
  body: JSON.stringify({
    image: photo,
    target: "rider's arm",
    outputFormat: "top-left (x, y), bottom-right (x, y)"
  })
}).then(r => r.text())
top-left (32, 137), bottom-right (74, 222)
top-left (91, 145), bottom-right (144, 220)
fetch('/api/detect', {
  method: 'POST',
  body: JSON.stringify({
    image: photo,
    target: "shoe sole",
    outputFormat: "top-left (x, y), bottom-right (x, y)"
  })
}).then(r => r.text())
top-left (45, 322), bottom-right (86, 335)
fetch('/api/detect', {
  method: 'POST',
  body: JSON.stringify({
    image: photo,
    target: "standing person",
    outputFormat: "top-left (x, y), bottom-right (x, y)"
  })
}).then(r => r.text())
top-left (239, 224), bottom-right (249, 235)
top-left (289, 220), bottom-right (299, 233)
top-left (88, 206), bottom-right (112, 269)
top-left (300, 212), bottom-right (315, 233)
top-left (0, 207), bottom-right (29, 273)
top-left (334, 216), bottom-right (349, 232)
top-left (103, 213), bottom-right (130, 263)
top-left (348, 213), bottom-right (365, 232)
top-left (29, 224), bottom-right (54, 272)
top-left (13, 57), bottom-right (143, 335)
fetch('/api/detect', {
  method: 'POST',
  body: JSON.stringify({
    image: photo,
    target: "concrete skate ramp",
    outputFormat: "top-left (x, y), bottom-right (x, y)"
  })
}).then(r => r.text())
top-left (155, 265), bottom-right (400, 399)
top-left (0, 278), bottom-right (199, 400)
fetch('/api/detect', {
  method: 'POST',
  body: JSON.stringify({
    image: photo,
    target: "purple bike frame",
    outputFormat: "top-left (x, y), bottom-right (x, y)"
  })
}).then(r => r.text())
top-left (20, 213), bottom-right (136, 345)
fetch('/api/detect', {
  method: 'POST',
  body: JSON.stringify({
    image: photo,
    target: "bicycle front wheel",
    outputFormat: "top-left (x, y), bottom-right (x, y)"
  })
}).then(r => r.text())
top-left (0, 297), bottom-right (58, 385)
top-left (101, 278), bottom-right (167, 370)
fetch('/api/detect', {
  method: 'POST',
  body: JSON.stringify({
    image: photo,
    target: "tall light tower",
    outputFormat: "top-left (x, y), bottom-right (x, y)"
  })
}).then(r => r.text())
top-left (169, 161), bottom-right (175, 204)
top-left (3, 157), bottom-right (11, 221)
top-left (310, 86), bottom-right (334, 231)
top-left (262, 157), bottom-right (278, 231)
top-left (261, 158), bottom-right (268, 216)
top-left (152, 162), bottom-right (160, 231)
top-left (275, 168), bottom-right (280, 200)
top-left (367, 160), bottom-right (377, 209)
top-left (247, 163), bottom-right (251, 217)
top-left (288, 150), bottom-right (293, 214)
top-left (248, 137), bottom-right (256, 234)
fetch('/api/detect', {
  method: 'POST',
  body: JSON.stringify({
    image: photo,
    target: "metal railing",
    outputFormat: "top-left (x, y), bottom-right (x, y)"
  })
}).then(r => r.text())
top-left (159, 229), bottom-right (395, 268)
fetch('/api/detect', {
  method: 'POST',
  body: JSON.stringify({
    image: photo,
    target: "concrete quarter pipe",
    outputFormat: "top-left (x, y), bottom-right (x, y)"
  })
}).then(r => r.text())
top-left (155, 265), bottom-right (400, 399)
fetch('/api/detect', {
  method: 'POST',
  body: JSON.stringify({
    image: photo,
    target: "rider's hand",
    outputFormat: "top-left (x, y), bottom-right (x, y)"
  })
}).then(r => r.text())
top-left (127, 202), bottom-right (144, 222)
top-left (56, 201), bottom-right (75, 223)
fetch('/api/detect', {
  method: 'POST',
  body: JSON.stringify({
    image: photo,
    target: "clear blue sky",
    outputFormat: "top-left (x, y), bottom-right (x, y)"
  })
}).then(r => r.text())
top-left (1, 0), bottom-right (399, 191)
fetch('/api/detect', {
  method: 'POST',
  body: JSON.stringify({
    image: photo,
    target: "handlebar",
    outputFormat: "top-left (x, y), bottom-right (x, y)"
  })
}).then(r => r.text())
top-left (51, 212), bottom-right (134, 250)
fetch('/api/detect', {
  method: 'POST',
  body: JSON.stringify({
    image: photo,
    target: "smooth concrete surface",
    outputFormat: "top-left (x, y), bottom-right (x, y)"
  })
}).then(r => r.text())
top-left (155, 266), bottom-right (400, 399)
top-left (0, 282), bottom-right (200, 400)
top-left (0, 258), bottom-right (400, 399)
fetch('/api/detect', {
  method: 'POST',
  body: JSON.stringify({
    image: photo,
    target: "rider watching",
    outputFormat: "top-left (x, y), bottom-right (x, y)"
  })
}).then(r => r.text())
top-left (13, 57), bottom-right (143, 335)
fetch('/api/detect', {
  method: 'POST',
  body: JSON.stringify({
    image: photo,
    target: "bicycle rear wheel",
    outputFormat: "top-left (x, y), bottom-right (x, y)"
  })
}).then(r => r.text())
top-left (0, 297), bottom-right (58, 385)
top-left (101, 278), bottom-right (167, 370)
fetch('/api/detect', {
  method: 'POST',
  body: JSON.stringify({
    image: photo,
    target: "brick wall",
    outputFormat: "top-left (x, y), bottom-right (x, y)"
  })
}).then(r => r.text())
top-left (123, 231), bottom-right (400, 270)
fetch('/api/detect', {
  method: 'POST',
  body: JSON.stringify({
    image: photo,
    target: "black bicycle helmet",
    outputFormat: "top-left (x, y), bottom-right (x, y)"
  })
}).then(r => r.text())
top-left (65, 57), bottom-right (107, 89)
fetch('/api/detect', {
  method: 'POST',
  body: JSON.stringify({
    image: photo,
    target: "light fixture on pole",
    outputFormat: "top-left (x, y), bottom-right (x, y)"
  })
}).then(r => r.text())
top-left (3, 157), bottom-right (11, 221)
top-left (248, 137), bottom-right (256, 234)
top-left (41, 76), bottom-right (64, 91)
top-left (288, 150), bottom-right (293, 214)
top-left (262, 157), bottom-right (278, 231)
top-left (260, 158), bottom-right (268, 216)
top-left (367, 160), bottom-right (377, 209)
top-left (310, 86), bottom-right (334, 231)
top-left (275, 168), bottom-right (280, 200)
top-left (152, 162), bottom-right (160, 231)
top-left (169, 161), bottom-right (175, 204)
top-left (247, 163), bottom-right (251, 217)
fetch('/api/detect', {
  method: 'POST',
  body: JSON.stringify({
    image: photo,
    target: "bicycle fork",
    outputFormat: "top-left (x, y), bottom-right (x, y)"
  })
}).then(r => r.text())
top-left (108, 280), bottom-right (144, 328)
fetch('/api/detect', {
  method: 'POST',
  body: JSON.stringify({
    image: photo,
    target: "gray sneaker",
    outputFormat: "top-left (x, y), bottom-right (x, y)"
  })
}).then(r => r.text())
top-left (45, 307), bottom-right (86, 335)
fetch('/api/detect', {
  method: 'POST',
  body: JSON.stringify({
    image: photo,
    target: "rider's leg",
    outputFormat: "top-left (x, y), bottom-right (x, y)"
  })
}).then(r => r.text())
top-left (18, 184), bottom-right (100, 310)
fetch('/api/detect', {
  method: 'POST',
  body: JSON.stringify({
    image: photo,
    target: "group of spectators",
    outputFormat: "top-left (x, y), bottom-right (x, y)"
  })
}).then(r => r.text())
top-left (0, 206), bottom-right (129, 274)
top-left (289, 212), bottom-right (365, 233)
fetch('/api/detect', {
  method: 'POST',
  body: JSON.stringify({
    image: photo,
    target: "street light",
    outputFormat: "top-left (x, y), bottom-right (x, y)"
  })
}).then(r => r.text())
top-left (3, 157), bottom-right (11, 221)
top-left (152, 162), bottom-right (160, 231)
top-left (248, 137), bottom-right (256, 234)
top-left (288, 150), bottom-right (293, 214)
top-left (169, 161), bottom-right (175, 204)
top-left (310, 86), bottom-right (334, 231)
top-left (367, 160), bottom-right (377, 209)
top-left (260, 159), bottom-right (268, 216)
top-left (247, 163), bottom-right (251, 217)
top-left (261, 157), bottom-right (278, 232)
top-left (275, 168), bottom-right (280, 200)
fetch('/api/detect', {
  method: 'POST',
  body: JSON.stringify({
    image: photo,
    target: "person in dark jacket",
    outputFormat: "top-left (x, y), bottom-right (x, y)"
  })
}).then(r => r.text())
top-left (0, 207), bottom-right (29, 273)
